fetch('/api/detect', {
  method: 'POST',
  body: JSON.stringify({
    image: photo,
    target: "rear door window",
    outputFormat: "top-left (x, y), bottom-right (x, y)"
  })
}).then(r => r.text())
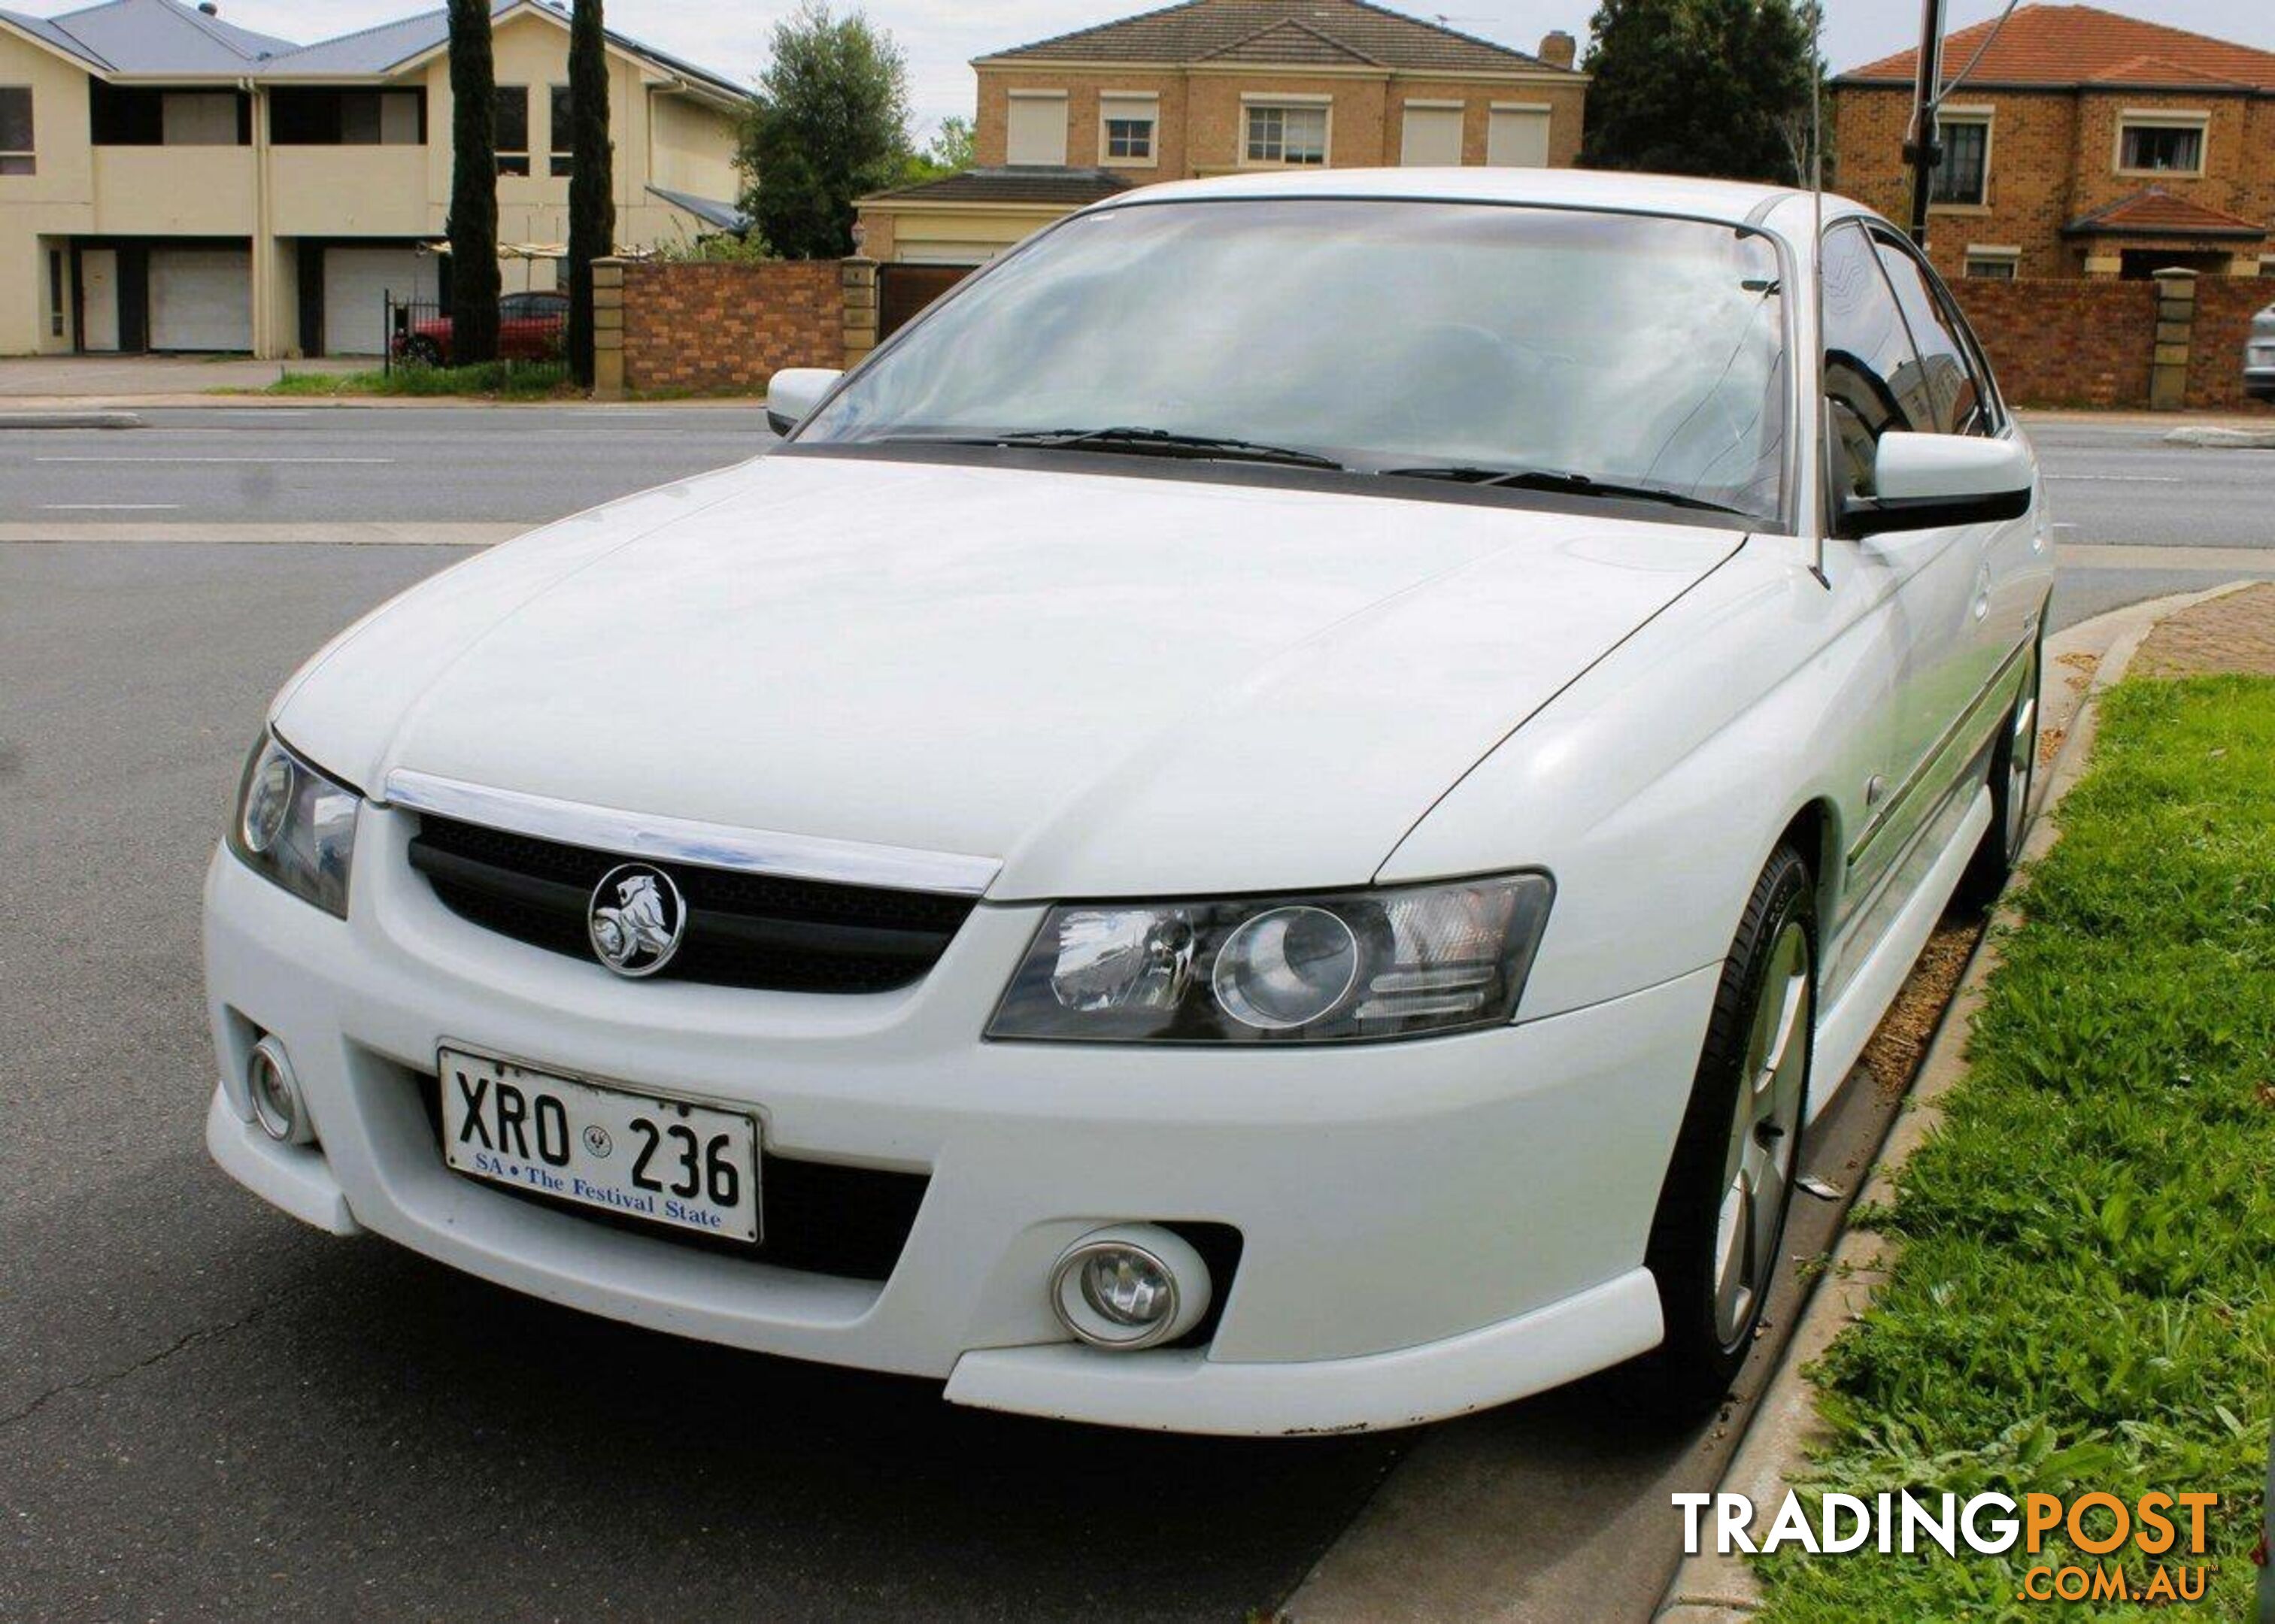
top-left (1819, 221), bottom-right (1928, 501)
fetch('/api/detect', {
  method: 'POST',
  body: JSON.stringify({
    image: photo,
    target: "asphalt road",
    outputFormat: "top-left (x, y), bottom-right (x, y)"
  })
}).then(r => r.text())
top-left (0, 539), bottom-right (1407, 1622)
top-left (2, 406), bottom-right (2270, 1622)
top-left (0, 405), bottom-right (774, 523)
top-left (2, 408), bottom-right (2268, 626)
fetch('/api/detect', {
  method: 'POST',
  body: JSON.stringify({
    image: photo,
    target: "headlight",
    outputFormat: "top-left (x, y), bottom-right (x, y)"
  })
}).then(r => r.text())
top-left (227, 734), bottom-right (361, 919)
top-left (987, 874), bottom-right (1553, 1044)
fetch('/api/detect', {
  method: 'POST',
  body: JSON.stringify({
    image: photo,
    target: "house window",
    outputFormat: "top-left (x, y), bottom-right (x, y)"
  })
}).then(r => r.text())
top-left (272, 89), bottom-right (422, 145)
top-left (1245, 104), bottom-right (1327, 165)
top-left (1006, 92), bottom-right (1069, 165)
top-left (1964, 248), bottom-right (2019, 280)
top-left (1100, 94), bottom-right (1156, 165)
top-left (0, 86), bottom-right (29, 175)
top-left (1400, 103), bottom-right (1463, 167)
top-left (550, 85), bottom-right (575, 177)
top-left (1487, 103), bottom-right (1550, 167)
top-left (2118, 118), bottom-right (2204, 175)
top-left (495, 85), bottom-right (531, 175)
top-left (1932, 116), bottom-right (1989, 205)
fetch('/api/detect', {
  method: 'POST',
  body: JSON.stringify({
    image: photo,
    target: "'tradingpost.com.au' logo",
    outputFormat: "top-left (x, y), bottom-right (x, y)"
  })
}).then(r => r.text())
top-left (1676, 1489), bottom-right (2223, 1605)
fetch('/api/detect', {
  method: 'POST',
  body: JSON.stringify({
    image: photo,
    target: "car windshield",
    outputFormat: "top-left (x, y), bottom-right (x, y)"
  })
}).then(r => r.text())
top-left (796, 198), bottom-right (1790, 522)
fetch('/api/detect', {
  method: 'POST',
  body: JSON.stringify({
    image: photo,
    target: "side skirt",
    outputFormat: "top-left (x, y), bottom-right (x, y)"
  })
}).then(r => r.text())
top-left (1806, 782), bottom-right (1992, 1127)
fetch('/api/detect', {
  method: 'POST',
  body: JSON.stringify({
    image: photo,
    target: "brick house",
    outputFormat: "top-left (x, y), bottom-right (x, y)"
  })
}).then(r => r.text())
top-left (1833, 4), bottom-right (2275, 283)
top-left (856, 0), bottom-right (1586, 332)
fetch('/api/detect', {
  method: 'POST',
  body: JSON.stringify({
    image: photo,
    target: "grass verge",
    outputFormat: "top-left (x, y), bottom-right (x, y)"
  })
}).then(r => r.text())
top-left (1758, 676), bottom-right (2275, 1621)
top-left (220, 362), bottom-right (573, 400)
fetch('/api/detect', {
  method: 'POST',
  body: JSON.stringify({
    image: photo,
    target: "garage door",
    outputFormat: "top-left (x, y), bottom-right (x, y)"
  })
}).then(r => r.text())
top-left (148, 247), bottom-right (251, 351)
top-left (879, 265), bottom-right (973, 341)
top-left (323, 247), bottom-right (426, 356)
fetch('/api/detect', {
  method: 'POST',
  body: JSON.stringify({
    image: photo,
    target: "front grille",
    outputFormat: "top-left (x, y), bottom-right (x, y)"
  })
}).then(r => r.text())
top-left (408, 814), bottom-right (976, 993)
top-left (414, 1074), bottom-right (930, 1280)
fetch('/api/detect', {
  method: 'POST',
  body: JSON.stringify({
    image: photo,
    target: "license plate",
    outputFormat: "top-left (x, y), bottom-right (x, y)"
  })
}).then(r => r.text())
top-left (438, 1049), bottom-right (760, 1243)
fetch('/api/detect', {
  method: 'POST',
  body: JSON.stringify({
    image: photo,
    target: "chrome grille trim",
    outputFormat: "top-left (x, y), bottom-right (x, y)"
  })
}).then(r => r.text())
top-left (380, 769), bottom-right (1001, 898)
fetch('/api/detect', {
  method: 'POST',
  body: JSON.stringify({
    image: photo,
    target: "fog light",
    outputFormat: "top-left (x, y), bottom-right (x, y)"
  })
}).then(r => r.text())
top-left (246, 1035), bottom-right (312, 1145)
top-left (1049, 1225), bottom-right (1211, 1350)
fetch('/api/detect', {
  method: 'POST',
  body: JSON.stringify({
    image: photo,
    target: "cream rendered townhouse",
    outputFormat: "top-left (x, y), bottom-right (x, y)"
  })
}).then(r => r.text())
top-left (857, 0), bottom-right (1588, 334)
top-left (0, 0), bottom-right (746, 358)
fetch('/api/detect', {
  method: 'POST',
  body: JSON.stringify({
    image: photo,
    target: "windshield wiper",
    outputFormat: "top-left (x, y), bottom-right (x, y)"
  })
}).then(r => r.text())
top-left (896, 426), bottom-right (1345, 471)
top-left (1379, 465), bottom-right (1747, 517)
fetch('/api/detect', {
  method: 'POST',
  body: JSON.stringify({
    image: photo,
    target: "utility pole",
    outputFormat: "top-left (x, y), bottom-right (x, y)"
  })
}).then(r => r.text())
top-left (1903, 0), bottom-right (1946, 244)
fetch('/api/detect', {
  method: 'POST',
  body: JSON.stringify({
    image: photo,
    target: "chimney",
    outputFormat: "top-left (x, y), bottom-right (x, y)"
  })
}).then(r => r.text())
top-left (1537, 29), bottom-right (1576, 70)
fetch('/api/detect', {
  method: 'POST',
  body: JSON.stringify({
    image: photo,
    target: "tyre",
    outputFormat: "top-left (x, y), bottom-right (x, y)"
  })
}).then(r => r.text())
top-left (403, 335), bottom-right (444, 368)
top-left (1954, 627), bottom-right (2044, 911)
top-left (1638, 841), bottom-right (1816, 1416)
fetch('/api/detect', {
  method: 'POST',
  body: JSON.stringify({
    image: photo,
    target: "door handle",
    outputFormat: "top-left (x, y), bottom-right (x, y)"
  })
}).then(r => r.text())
top-left (1973, 557), bottom-right (1992, 622)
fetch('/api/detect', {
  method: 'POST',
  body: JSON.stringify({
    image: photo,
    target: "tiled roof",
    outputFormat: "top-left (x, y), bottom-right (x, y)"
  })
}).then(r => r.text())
top-left (1839, 4), bottom-right (2275, 92)
top-left (864, 166), bottom-right (1138, 207)
top-left (2064, 186), bottom-right (2267, 238)
top-left (3, 0), bottom-right (295, 71)
top-left (645, 186), bottom-right (750, 232)
top-left (982, 0), bottom-right (1565, 75)
top-left (1204, 19), bottom-right (1379, 65)
top-left (0, 0), bottom-right (745, 93)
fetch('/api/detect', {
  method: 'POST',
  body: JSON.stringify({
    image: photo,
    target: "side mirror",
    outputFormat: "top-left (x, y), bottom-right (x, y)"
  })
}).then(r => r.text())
top-left (1841, 432), bottom-right (2034, 538)
top-left (766, 368), bottom-right (844, 437)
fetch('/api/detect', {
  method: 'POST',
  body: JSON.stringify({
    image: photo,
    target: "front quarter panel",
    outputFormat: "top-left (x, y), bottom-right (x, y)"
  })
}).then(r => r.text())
top-left (1380, 537), bottom-right (1882, 1022)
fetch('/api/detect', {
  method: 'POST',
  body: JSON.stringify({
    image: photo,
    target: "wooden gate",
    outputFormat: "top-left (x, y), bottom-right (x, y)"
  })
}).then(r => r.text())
top-left (878, 265), bottom-right (973, 341)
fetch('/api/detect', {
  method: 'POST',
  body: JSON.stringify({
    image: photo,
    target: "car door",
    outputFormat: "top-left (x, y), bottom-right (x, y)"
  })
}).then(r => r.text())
top-left (1817, 220), bottom-right (1985, 967)
top-left (1870, 230), bottom-right (2042, 715)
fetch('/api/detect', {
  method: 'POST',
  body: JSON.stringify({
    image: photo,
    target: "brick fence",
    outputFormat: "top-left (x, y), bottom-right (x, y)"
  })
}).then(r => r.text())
top-left (2186, 278), bottom-right (2272, 413)
top-left (1949, 275), bottom-right (2270, 414)
top-left (591, 258), bottom-right (879, 398)
top-left (590, 255), bottom-right (2269, 414)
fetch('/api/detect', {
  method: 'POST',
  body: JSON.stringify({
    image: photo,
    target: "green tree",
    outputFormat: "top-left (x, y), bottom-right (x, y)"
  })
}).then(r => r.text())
top-left (565, 0), bottom-right (616, 387)
top-left (1580, 0), bottom-right (1821, 186)
top-left (738, 3), bottom-right (914, 259)
top-left (897, 115), bottom-right (976, 185)
top-left (444, 0), bottom-right (501, 362)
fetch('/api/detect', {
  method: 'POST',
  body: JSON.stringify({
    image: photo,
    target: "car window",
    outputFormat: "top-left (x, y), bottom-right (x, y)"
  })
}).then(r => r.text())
top-left (1871, 232), bottom-right (1992, 436)
top-left (1819, 221), bottom-right (1928, 501)
top-left (797, 199), bottom-right (1792, 525)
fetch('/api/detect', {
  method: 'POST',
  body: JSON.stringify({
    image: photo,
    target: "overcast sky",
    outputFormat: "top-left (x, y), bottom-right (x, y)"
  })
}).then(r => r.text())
top-left (30, 0), bottom-right (2275, 139)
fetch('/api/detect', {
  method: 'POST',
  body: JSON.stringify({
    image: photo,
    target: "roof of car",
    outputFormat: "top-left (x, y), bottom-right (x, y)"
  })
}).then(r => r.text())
top-left (1086, 166), bottom-right (1851, 231)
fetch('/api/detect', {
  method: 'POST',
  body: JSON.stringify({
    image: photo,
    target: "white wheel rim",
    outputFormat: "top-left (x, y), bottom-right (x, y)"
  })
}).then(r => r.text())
top-left (2005, 651), bottom-right (2038, 859)
top-left (1712, 920), bottom-right (1811, 1347)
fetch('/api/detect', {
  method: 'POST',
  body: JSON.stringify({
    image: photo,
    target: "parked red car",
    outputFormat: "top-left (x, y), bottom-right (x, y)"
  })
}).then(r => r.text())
top-left (393, 292), bottom-right (569, 366)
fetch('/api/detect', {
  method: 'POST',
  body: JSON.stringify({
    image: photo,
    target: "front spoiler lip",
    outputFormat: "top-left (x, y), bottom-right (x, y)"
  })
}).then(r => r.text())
top-left (943, 1270), bottom-right (1662, 1436)
top-left (205, 1084), bottom-right (1666, 1439)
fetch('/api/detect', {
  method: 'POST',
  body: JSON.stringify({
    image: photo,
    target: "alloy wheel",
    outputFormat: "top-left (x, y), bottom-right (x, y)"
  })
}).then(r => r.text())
top-left (1711, 920), bottom-right (1812, 1347)
top-left (2004, 648), bottom-right (2040, 860)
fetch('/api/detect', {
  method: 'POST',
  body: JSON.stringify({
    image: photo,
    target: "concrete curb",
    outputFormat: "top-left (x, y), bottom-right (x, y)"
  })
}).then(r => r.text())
top-left (0, 409), bottom-right (142, 429)
top-left (2163, 426), bottom-right (2275, 450)
top-left (1651, 580), bottom-right (2264, 1622)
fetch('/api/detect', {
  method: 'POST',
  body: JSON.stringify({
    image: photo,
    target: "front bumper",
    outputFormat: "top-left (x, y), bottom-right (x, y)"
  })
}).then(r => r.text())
top-left (203, 806), bottom-right (1717, 1435)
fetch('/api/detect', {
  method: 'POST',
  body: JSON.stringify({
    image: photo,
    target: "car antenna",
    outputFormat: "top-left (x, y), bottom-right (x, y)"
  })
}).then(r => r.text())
top-left (1809, 0), bottom-right (1830, 589)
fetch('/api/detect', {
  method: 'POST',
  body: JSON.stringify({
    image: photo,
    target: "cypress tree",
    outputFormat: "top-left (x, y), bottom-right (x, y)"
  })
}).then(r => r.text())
top-left (566, 0), bottom-right (615, 387)
top-left (1581, 0), bottom-right (1819, 185)
top-left (446, 0), bottom-right (501, 364)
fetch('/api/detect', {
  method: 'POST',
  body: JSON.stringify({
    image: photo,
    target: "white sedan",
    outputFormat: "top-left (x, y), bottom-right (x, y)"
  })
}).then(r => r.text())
top-left (205, 168), bottom-right (2052, 1435)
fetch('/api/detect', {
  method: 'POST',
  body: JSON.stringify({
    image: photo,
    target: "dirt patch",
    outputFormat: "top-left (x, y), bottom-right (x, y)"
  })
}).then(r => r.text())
top-left (1857, 920), bottom-right (1984, 1102)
